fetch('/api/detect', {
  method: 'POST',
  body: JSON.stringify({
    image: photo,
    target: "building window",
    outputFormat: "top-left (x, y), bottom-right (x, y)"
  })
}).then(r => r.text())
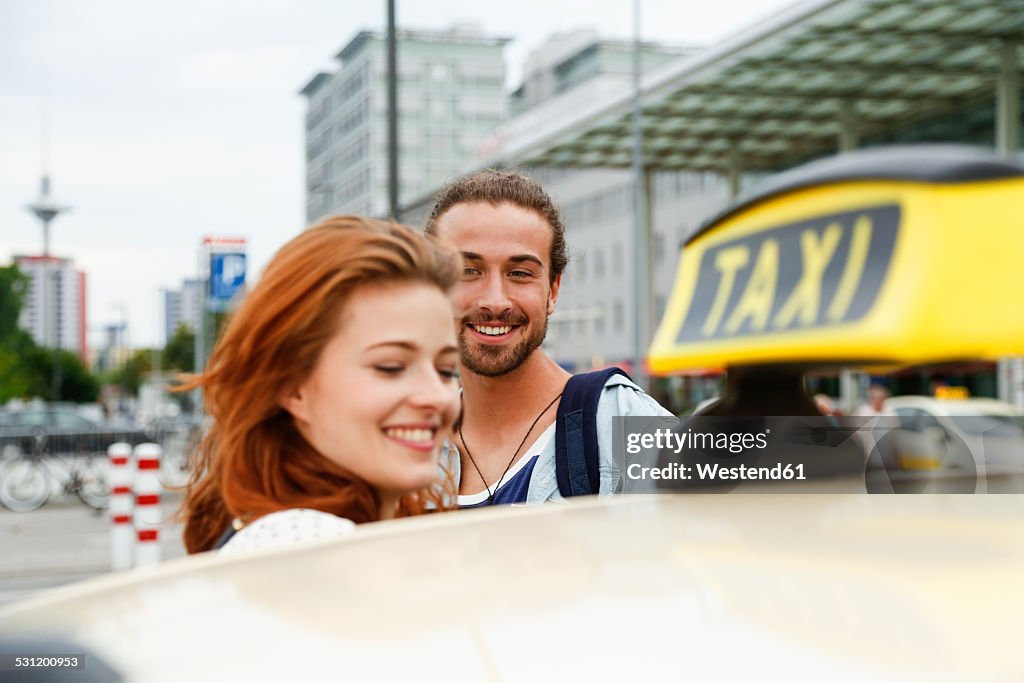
top-left (595, 248), bottom-right (605, 280)
top-left (614, 299), bottom-right (624, 332)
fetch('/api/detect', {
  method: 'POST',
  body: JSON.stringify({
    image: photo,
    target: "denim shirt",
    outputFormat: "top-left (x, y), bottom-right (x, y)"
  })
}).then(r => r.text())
top-left (446, 374), bottom-right (674, 505)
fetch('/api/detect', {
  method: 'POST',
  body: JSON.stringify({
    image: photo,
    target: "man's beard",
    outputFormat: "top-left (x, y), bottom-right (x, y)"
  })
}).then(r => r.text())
top-left (459, 314), bottom-right (548, 378)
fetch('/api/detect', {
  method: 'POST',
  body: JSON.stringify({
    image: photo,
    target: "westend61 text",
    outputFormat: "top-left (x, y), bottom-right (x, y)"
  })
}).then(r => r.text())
top-left (626, 462), bottom-right (807, 482)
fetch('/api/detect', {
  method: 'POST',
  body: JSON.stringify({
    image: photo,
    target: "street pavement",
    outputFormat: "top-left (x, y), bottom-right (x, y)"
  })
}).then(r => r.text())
top-left (0, 493), bottom-right (186, 606)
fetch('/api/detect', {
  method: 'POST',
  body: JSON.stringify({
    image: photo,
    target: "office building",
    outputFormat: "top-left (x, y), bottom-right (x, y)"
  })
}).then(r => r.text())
top-left (510, 30), bottom-right (691, 115)
top-left (92, 322), bottom-right (129, 375)
top-left (162, 278), bottom-right (203, 345)
top-left (300, 25), bottom-right (509, 222)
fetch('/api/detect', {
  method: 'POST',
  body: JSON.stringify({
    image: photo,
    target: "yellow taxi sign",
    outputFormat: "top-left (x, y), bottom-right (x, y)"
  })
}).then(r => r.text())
top-left (935, 386), bottom-right (970, 400)
top-left (677, 204), bottom-right (898, 343)
top-left (649, 146), bottom-right (1024, 375)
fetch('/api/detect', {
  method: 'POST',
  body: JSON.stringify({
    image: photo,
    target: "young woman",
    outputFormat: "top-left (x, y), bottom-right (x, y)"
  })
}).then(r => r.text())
top-left (181, 216), bottom-right (461, 554)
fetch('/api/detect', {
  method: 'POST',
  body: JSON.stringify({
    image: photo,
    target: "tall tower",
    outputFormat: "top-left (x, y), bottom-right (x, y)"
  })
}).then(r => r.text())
top-left (26, 174), bottom-right (71, 348)
top-left (26, 174), bottom-right (71, 400)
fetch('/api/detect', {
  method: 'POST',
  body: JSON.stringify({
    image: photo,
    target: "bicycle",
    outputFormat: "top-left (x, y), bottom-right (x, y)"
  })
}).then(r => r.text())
top-left (0, 432), bottom-right (110, 512)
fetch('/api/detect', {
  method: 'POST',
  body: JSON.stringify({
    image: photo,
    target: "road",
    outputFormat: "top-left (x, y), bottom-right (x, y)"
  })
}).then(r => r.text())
top-left (0, 494), bottom-right (186, 606)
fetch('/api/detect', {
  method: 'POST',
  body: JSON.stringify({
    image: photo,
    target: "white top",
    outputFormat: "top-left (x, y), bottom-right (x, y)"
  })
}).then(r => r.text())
top-left (456, 423), bottom-right (556, 507)
top-left (219, 508), bottom-right (356, 555)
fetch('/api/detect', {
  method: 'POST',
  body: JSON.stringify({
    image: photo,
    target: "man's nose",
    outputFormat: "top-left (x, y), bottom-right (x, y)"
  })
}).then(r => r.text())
top-left (475, 272), bottom-right (512, 314)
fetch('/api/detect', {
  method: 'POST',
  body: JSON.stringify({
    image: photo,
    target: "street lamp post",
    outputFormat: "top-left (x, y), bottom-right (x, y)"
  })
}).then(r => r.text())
top-left (631, 0), bottom-right (652, 391)
top-left (386, 0), bottom-right (399, 220)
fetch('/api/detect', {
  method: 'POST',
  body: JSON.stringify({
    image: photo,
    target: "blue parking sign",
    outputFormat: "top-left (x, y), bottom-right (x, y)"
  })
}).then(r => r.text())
top-left (209, 252), bottom-right (246, 312)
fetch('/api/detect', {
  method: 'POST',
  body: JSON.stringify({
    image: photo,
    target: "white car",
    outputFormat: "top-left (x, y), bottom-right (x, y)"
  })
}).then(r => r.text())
top-left (881, 396), bottom-right (1024, 492)
top-left (2, 494), bottom-right (1024, 682)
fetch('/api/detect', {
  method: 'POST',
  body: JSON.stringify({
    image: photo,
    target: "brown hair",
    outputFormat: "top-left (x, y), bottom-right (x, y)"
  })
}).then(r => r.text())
top-left (425, 169), bottom-right (568, 283)
top-left (180, 216), bottom-right (459, 553)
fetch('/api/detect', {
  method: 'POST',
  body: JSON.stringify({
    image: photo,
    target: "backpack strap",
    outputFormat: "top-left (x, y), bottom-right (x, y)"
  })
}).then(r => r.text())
top-left (555, 367), bottom-right (630, 497)
top-left (212, 522), bottom-right (238, 550)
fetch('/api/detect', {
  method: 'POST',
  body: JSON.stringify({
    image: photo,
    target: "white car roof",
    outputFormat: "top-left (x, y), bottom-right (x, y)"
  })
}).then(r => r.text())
top-left (2, 494), bottom-right (1023, 682)
top-left (885, 396), bottom-right (1022, 417)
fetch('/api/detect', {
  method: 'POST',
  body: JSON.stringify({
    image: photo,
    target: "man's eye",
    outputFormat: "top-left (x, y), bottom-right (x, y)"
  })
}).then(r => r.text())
top-left (509, 270), bottom-right (533, 278)
top-left (462, 267), bottom-right (480, 277)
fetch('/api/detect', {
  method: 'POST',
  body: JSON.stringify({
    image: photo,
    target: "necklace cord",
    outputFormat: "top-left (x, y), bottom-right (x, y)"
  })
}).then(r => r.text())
top-left (458, 391), bottom-right (563, 506)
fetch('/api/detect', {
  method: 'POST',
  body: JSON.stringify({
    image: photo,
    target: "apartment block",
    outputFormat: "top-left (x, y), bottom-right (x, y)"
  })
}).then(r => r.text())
top-left (14, 255), bottom-right (87, 358)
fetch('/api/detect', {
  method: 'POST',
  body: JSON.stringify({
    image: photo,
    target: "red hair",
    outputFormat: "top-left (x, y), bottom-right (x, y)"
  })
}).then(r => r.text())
top-left (180, 216), bottom-right (459, 553)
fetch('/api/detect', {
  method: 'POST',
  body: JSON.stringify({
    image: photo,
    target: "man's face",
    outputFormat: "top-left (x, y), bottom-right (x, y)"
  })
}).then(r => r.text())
top-left (433, 201), bottom-right (561, 378)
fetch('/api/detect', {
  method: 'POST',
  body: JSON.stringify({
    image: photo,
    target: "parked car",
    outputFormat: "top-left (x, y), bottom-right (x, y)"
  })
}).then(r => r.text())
top-left (881, 396), bottom-right (1024, 490)
top-left (0, 406), bottom-right (157, 459)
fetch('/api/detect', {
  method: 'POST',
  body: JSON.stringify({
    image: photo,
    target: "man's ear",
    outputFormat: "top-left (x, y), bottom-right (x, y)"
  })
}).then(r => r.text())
top-left (547, 273), bottom-right (562, 316)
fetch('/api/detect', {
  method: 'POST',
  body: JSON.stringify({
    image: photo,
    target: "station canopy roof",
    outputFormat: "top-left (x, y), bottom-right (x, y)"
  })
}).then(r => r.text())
top-left (494, 0), bottom-right (1024, 173)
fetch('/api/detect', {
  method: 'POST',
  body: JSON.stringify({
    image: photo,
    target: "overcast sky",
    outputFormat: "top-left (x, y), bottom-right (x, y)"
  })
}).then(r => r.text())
top-left (1, 0), bottom-right (793, 349)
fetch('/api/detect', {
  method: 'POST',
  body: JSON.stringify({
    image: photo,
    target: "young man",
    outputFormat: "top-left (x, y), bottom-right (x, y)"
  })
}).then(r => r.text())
top-left (426, 169), bottom-right (673, 507)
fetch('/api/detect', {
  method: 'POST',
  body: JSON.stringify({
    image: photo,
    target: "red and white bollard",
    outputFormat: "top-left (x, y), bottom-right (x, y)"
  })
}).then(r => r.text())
top-left (108, 442), bottom-right (134, 571)
top-left (133, 443), bottom-right (162, 568)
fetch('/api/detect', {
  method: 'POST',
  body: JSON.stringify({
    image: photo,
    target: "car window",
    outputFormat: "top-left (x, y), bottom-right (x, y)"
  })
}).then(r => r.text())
top-left (10, 411), bottom-right (49, 427)
top-left (53, 411), bottom-right (96, 429)
top-left (893, 408), bottom-right (926, 431)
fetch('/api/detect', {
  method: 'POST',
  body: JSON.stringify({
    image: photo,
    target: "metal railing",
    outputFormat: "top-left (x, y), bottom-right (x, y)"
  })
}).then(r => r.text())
top-left (0, 420), bottom-right (201, 512)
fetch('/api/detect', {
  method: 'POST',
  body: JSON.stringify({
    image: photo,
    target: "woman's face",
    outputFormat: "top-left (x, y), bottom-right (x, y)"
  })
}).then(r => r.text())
top-left (284, 282), bottom-right (460, 502)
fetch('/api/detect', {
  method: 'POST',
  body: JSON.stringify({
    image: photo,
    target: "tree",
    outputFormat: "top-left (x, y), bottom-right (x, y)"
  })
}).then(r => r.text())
top-left (106, 349), bottom-right (155, 397)
top-left (0, 330), bottom-right (36, 402)
top-left (163, 324), bottom-right (195, 372)
top-left (0, 266), bottom-right (57, 400)
top-left (0, 264), bottom-right (29, 337)
top-left (22, 348), bottom-right (100, 403)
top-left (0, 266), bottom-right (35, 400)
top-left (0, 264), bottom-right (100, 402)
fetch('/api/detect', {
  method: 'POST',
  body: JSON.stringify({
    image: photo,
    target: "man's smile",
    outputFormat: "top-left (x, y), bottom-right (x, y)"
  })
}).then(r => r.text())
top-left (465, 322), bottom-right (520, 343)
